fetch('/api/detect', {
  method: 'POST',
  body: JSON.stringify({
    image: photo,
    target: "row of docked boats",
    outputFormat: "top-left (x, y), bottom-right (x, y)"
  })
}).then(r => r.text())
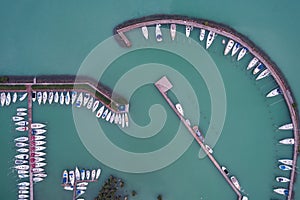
top-left (0, 92), bottom-right (28, 107)
top-left (62, 167), bottom-right (101, 199)
top-left (32, 90), bottom-right (130, 128)
top-left (273, 158), bottom-right (293, 196)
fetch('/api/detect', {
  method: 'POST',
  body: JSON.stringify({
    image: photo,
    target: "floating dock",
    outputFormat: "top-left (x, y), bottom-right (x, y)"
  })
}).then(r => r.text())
top-left (155, 76), bottom-right (243, 200)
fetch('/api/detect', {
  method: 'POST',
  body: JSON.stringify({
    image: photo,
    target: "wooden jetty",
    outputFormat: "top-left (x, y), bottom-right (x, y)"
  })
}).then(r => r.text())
top-left (116, 15), bottom-right (299, 199)
top-left (26, 85), bottom-right (34, 200)
top-left (155, 76), bottom-right (243, 200)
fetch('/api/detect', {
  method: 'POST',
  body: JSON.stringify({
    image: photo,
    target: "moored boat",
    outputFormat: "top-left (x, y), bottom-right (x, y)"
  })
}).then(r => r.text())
top-left (34, 162), bottom-right (47, 168)
top-left (5, 92), bottom-right (11, 106)
top-left (18, 170), bottom-right (29, 174)
top-left (64, 186), bottom-right (73, 191)
top-left (91, 169), bottom-right (96, 180)
top-left (15, 121), bottom-right (28, 126)
top-left (110, 113), bottom-right (115, 123)
top-left (32, 167), bottom-right (45, 173)
top-left (16, 143), bottom-right (28, 148)
top-left (0, 92), bottom-right (5, 106)
top-left (105, 111), bottom-right (111, 121)
top-left (206, 31), bottom-right (216, 49)
top-left (92, 100), bottom-right (99, 112)
top-left (221, 166), bottom-right (229, 175)
top-left (17, 112), bottom-right (27, 116)
top-left (77, 182), bottom-right (88, 186)
top-left (76, 92), bottom-right (83, 107)
top-left (205, 144), bottom-right (213, 154)
top-left (15, 154), bottom-right (29, 160)
top-left (62, 170), bottom-right (68, 184)
top-left (96, 168), bottom-right (101, 179)
top-left (59, 92), bottom-right (65, 105)
top-left (87, 97), bottom-right (94, 109)
top-left (71, 91), bottom-right (77, 105)
top-left (54, 92), bottom-right (59, 103)
top-left (241, 196), bottom-right (248, 200)
top-left (19, 194), bottom-right (29, 199)
top-left (19, 93), bottom-right (28, 102)
top-left (83, 93), bottom-right (90, 106)
top-left (15, 160), bottom-right (28, 165)
top-left (48, 91), bottom-right (54, 104)
top-left (253, 63), bottom-right (264, 75)
top-left (121, 113), bottom-right (125, 128)
top-left (32, 151), bottom-right (46, 157)
top-left (34, 173), bottom-right (47, 178)
top-left (278, 123), bottom-right (293, 130)
top-left (278, 159), bottom-right (293, 166)
top-left (237, 47), bottom-right (247, 61)
top-left (279, 165), bottom-right (292, 171)
top-left (274, 188), bottom-right (289, 196)
top-left (276, 176), bottom-right (290, 183)
top-left (37, 92), bottom-right (42, 105)
top-left (279, 138), bottom-right (294, 145)
top-left (125, 113), bottom-right (129, 127)
top-left (18, 182), bottom-right (30, 186)
top-left (231, 43), bottom-right (241, 56)
top-left (96, 105), bottom-right (105, 118)
top-left (256, 69), bottom-right (270, 80)
top-left (141, 26), bottom-right (149, 40)
top-left (15, 165), bottom-right (29, 170)
top-left (42, 91), bottom-right (47, 104)
top-left (75, 167), bottom-right (80, 180)
top-left (230, 176), bottom-right (241, 190)
top-left (266, 88), bottom-right (282, 98)
top-left (33, 177), bottom-right (44, 183)
top-left (224, 39), bottom-right (235, 55)
top-left (101, 109), bottom-right (109, 119)
top-left (19, 174), bottom-right (29, 179)
top-left (155, 24), bottom-right (163, 42)
top-left (65, 91), bottom-right (70, 105)
top-left (33, 146), bottom-right (46, 152)
top-left (199, 29), bottom-right (205, 41)
top-left (30, 157), bottom-right (46, 163)
top-left (17, 107), bottom-right (27, 112)
top-left (170, 24), bottom-right (176, 40)
top-left (192, 126), bottom-right (205, 142)
top-left (80, 169), bottom-right (85, 180)
top-left (76, 190), bottom-right (85, 198)
top-left (15, 137), bottom-right (28, 142)
top-left (32, 129), bottom-right (47, 135)
top-left (19, 190), bottom-right (29, 194)
top-left (175, 103), bottom-right (184, 116)
top-left (16, 126), bottom-right (29, 132)
top-left (31, 123), bottom-right (46, 129)
top-left (12, 116), bottom-right (24, 122)
top-left (86, 170), bottom-right (90, 180)
top-left (32, 135), bottom-right (46, 141)
top-left (185, 25), bottom-right (192, 37)
top-left (17, 148), bottom-right (29, 153)
top-left (247, 57), bottom-right (259, 70)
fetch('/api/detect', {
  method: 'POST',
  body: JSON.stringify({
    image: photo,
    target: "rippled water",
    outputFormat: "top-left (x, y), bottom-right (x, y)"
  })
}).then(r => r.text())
top-left (0, 1), bottom-right (299, 200)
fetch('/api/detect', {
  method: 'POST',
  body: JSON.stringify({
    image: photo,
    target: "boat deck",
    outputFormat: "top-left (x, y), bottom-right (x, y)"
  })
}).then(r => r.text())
top-left (155, 76), bottom-right (242, 200)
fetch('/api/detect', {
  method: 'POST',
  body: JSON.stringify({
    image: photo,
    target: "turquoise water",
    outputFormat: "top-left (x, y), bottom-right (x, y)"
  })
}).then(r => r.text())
top-left (0, 0), bottom-right (300, 199)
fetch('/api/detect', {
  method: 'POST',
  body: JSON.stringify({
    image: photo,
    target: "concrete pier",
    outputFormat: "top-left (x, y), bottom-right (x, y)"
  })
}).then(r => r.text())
top-left (155, 76), bottom-right (243, 200)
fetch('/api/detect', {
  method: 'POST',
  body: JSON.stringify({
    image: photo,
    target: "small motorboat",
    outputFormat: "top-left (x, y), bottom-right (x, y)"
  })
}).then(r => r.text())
top-left (110, 113), bottom-right (115, 123)
top-left (69, 170), bottom-right (75, 186)
top-left (19, 190), bottom-right (29, 194)
top-left (65, 91), bottom-right (70, 105)
top-left (231, 43), bottom-right (241, 56)
top-left (276, 176), bottom-right (290, 183)
top-left (34, 173), bottom-right (47, 178)
top-left (17, 148), bottom-right (29, 153)
top-left (31, 123), bottom-right (46, 129)
top-left (77, 182), bottom-right (88, 186)
top-left (16, 143), bottom-right (28, 148)
top-left (199, 29), bottom-right (205, 41)
top-left (185, 25), bottom-right (192, 37)
top-left (118, 114), bottom-right (122, 125)
top-left (37, 92), bottom-right (42, 105)
top-left (33, 177), bottom-right (44, 183)
top-left (83, 93), bottom-right (90, 107)
top-left (0, 92), bottom-right (5, 106)
top-left (18, 194), bottom-right (29, 199)
top-left (64, 186), bottom-right (74, 191)
top-left (17, 112), bottom-right (27, 116)
top-left (279, 138), bottom-right (294, 145)
top-left (256, 69), bottom-right (270, 80)
top-left (59, 92), bottom-right (65, 105)
top-left (18, 182), bottom-right (30, 187)
top-left (71, 91), bottom-right (77, 105)
top-left (80, 169), bottom-right (85, 180)
top-left (75, 167), bottom-right (80, 181)
top-left (124, 113), bottom-right (129, 127)
top-left (30, 157), bottom-right (45, 163)
top-left (101, 109), bottom-right (109, 119)
top-left (230, 176), bottom-right (241, 190)
top-left (96, 168), bottom-right (101, 179)
top-left (17, 108), bottom-right (27, 112)
top-left (76, 92), bottom-right (83, 108)
top-left (32, 168), bottom-right (45, 173)
top-left (77, 186), bottom-right (87, 190)
top-left (86, 170), bottom-right (90, 180)
top-left (62, 170), bottom-right (68, 184)
top-left (87, 97), bottom-right (94, 110)
top-left (278, 159), bottom-right (293, 166)
top-left (32, 140), bottom-right (46, 146)
top-left (54, 92), bottom-right (59, 103)
top-left (114, 113), bottom-right (119, 124)
top-left (48, 91), bottom-right (54, 104)
top-left (206, 31), bottom-right (216, 49)
top-left (155, 24), bottom-right (163, 42)
top-left (96, 106), bottom-right (105, 118)
top-left (141, 26), bottom-right (149, 40)
top-left (92, 100), bottom-right (99, 112)
top-left (32, 129), bottom-right (47, 135)
top-left (15, 165), bottom-right (29, 170)
top-left (15, 154), bottom-right (29, 160)
top-left (15, 121), bottom-right (28, 126)
top-left (279, 165), bottom-right (292, 171)
top-left (121, 113), bottom-right (125, 128)
top-left (237, 47), bottom-right (247, 61)
top-left (42, 91), bottom-right (47, 104)
top-left (278, 123), bottom-right (293, 130)
top-left (170, 24), bottom-right (176, 40)
top-left (253, 63), bottom-right (264, 75)
top-left (224, 39), bottom-right (235, 55)
top-left (266, 88), bottom-right (282, 98)
top-left (5, 92), bottom-right (11, 106)
top-left (15, 137), bottom-right (28, 142)
top-left (175, 103), bottom-right (184, 116)
top-left (19, 93), bottom-right (28, 102)
top-left (274, 188), bottom-right (289, 196)
top-left (18, 170), bottom-right (29, 174)
top-left (105, 111), bottom-right (112, 121)
top-left (32, 151), bottom-right (46, 157)
top-left (247, 57), bottom-right (259, 70)
top-left (34, 162), bottom-right (47, 168)
top-left (12, 116), bottom-right (24, 122)
top-left (75, 190), bottom-right (85, 198)
top-left (221, 166), bottom-right (229, 175)
top-left (91, 169), bottom-right (96, 180)
top-left (32, 135), bottom-right (46, 141)
top-left (15, 160), bottom-right (28, 165)
top-left (12, 92), bottom-right (17, 103)
top-left (205, 144), bottom-right (213, 154)
top-left (19, 174), bottom-right (29, 179)
top-left (34, 146), bottom-right (46, 152)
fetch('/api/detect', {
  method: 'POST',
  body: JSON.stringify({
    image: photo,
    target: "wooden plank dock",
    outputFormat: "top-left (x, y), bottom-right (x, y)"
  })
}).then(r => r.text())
top-left (117, 16), bottom-right (299, 199)
top-left (26, 85), bottom-right (34, 200)
top-left (155, 76), bottom-right (243, 200)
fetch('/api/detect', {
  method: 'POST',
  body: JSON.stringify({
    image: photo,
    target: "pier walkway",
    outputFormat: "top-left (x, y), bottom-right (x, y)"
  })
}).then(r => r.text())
top-left (26, 85), bottom-right (34, 200)
top-left (155, 76), bottom-right (242, 200)
top-left (117, 15), bottom-right (299, 199)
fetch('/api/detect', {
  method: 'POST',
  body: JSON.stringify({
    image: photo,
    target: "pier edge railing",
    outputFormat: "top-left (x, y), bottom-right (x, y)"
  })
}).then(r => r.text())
top-left (114, 14), bottom-right (299, 199)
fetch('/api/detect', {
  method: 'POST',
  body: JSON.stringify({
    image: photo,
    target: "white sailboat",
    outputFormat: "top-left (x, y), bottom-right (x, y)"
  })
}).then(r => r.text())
top-left (199, 29), bottom-right (205, 41)
top-left (83, 93), bottom-right (90, 107)
top-left (279, 138), bottom-right (294, 145)
top-left (230, 176), bottom-right (241, 190)
top-left (231, 43), bottom-right (241, 56)
top-left (278, 159), bottom-right (293, 166)
top-left (54, 92), bottom-right (59, 103)
top-left (185, 26), bottom-right (192, 37)
top-left (42, 91), bottom-right (47, 104)
top-left (48, 91), bottom-right (54, 104)
top-left (87, 97), bottom-right (94, 110)
top-left (59, 92), bottom-right (65, 105)
top-left (224, 39), bottom-right (235, 55)
top-left (110, 113), bottom-right (115, 123)
top-left (155, 24), bottom-right (163, 42)
top-left (31, 123), bottom-right (46, 129)
top-left (170, 24), bottom-right (176, 40)
top-left (276, 176), bottom-right (290, 183)
top-left (256, 69), bottom-right (270, 80)
top-left (278, 123), bottom-right (293, 130)
top-left (65, 91), bottom-right (70, 105)
top-left (253, 63), bottom-right (264, 75)
top-left (37, 92), bottom-right (42, 105)
top-left (5, 92), bottom-right (11, 106)
top-left (206, 31), bottom-right (216, 49)
top-left (96, 168), bottom-right (101, 179)
top-left (266, 88), bottom-right (282, 98)
top-left (92, 100), bottom-right (99, 112)
top-left (0, 92), bottom-right (5, 106)
top-left (175, 103), bottom-right (184, 116)
top-left (101, 109), bottom-right (109, 119)
top-left (12, 92), bottom-right (17, 103)
top-left (19, 93), bottom-right (28, 102)
top-left (237, 47), bottom-right (247, 61)
top-left (71, 91), bottom-right (77, 104)
top-left (96, 105), bottom-right (105, 118)
top-left (105, 111), bottom-right (112, 121)
top-left (247, 57), bottom-right (259, 70)
top-left (274, 188), bottom-right (289, 196)
top-left (141, 26), bottom-right (149, 39)
top-left (12, 116), bottom-right (24, 122)
top-left (76, 92), bottom-right (83, 107)
top-left (124, 113), bottom-right (129, 127)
